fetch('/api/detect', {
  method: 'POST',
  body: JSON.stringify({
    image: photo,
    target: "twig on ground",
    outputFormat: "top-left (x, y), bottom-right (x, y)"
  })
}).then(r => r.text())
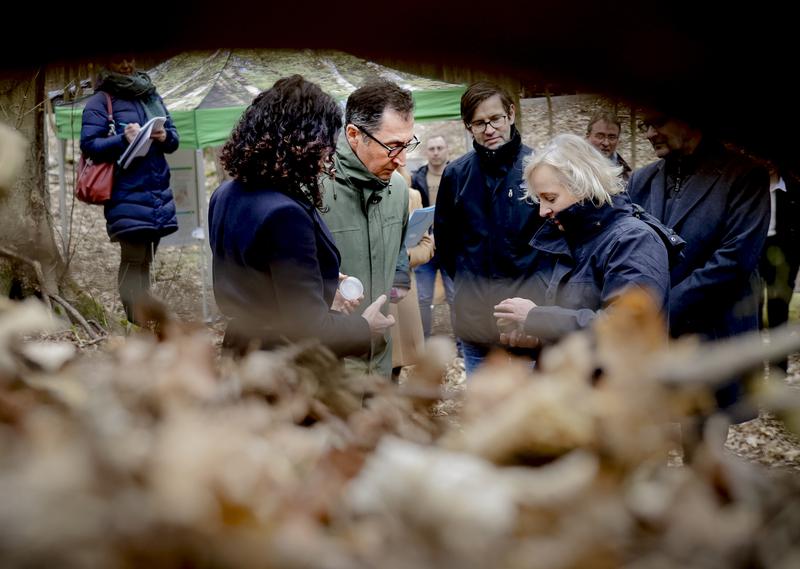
top-left (49, 293), bottom-right (98, 341)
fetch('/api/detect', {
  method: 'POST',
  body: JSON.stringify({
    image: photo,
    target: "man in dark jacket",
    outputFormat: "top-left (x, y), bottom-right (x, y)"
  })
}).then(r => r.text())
top-left (411, 135), bottom-right (449, 208)
top-left (411, 135), bottom-right (456, 339)
top-left (759, 162), bottom-right (800, 371)
top-left (434, 82), bottom-right (543, 375)
top-left (627, 110), bottom-right (770, 421)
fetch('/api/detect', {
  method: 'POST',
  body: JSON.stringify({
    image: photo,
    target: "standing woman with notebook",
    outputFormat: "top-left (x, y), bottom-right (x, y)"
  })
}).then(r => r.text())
top-left (80, 54), bottom-right (179, 329)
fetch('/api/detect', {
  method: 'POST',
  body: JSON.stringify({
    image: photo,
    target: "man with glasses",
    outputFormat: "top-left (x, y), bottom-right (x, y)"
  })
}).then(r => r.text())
top-left (627, 110), bottom-right (770, 439)
top-left (434, 81), bottom-right (544, 375)
top-left (586, 110), bottom-right (631, 181)
top-left (321, 79), bottom-right (417, 377)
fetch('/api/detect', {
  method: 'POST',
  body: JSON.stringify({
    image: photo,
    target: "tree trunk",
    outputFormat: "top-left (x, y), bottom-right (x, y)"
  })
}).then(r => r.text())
top-left (0, 68), bottom-right (65, 298)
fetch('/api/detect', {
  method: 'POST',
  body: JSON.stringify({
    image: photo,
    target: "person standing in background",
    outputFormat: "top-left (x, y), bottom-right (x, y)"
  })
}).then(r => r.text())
top-left (627, 109), bottom-right (770, 444)
top-left (411, 135), bottom-right (456, 341)
top-left (758, 161), bottom-right (800, 371)
top-left (390, 165), bottom-right (435, 379)
top-left (80, 54), bottom-right (178, 330)
top-left (585, 110), bottom-right (632, 181)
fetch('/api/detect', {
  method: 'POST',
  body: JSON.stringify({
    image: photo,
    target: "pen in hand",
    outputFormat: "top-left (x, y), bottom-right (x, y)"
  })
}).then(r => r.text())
top-left (124, 123), bottom-right (141, 144)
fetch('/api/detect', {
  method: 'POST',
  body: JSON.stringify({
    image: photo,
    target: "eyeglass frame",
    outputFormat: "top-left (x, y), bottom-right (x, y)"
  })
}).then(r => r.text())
top-left (589, 132), bottom-right (620, 143)
top-left (637, 116), bottom-right (668, 134)
top-left (467, 114), bottom-right (509, 133)
top-left (354, 124), bottom-right (420, 157)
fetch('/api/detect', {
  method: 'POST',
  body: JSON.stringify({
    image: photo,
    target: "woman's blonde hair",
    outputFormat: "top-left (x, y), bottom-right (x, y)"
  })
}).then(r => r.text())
top-left (523, 133), bottom-right (625, 206)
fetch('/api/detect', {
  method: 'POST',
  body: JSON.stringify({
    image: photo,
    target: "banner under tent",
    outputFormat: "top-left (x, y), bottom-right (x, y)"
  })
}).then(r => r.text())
top-left (51, 49), bottom-right (466, 321)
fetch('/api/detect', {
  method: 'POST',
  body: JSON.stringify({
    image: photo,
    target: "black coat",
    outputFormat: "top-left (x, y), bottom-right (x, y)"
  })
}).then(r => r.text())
top-left (434, 132), bottom-right (544, 344)
top-left (411, 164), bottom-right (431, 207)
top-left (627, 141), bottom-right (770, 339)
top-left (770, 172), bottom-right (800, 271)
top-left (522, 197), bottom-right (670, 340)
top-left (208, 180), bottom-right (371, 357)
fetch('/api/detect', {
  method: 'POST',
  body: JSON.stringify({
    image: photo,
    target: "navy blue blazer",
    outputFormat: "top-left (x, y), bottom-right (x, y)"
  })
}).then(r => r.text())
top-left (627, 142), bottom-right (770, 339)
top-left (208, 180), bottom-right (371, 357)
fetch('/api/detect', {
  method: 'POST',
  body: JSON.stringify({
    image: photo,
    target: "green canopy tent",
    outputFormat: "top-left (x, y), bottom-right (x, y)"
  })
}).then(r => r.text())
top-left (54, 48), bottom-right (466, 147)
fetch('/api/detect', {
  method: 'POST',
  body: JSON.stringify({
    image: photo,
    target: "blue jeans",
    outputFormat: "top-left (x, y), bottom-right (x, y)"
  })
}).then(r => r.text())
top-left (415, 255), bottom-right (455, 337)
top-left (462, 340), bottom-right (538, 377)
top-left (461, 340), bottom-right (490, 376)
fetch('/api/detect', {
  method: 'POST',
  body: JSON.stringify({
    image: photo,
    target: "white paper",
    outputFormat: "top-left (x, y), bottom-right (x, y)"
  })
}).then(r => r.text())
top-left (404, 205), bottom-right (435, 249)
top-left (117, 116), bottom-right (166, 169)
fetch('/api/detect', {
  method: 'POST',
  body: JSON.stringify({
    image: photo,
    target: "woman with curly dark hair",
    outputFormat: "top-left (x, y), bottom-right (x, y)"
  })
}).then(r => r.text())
top-left (209, 75), bottom-right (394, 356)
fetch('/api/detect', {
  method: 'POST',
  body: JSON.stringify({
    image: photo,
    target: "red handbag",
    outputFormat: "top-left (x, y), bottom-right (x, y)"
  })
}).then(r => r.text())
top-left (75, 92), bottom-right (115, 205)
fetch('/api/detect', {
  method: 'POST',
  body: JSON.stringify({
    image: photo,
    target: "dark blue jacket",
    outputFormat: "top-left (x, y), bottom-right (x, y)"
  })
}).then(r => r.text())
top-left (521, 197), bottom-right (670, 340)
top-left (411, 163), bottom-right (450, 208)
top-left (208, 180), bottom-right (371, 357)
top-left (434, 131), bottom-right (545, 344)
top-left (80, 90), bottom-right (179, 241)
top-left (627, 141), bottom-right (770, 339)
top-left (411, 164), bottom-right (431, 207)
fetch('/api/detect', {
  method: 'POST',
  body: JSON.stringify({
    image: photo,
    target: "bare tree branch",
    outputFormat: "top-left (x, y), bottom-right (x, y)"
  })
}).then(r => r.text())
top-left (654, 324), bottom-right (800, 387)
top-left (0, 244), bottom-right (53, 311)
top-left (49, 293), bottom-right (100, 341)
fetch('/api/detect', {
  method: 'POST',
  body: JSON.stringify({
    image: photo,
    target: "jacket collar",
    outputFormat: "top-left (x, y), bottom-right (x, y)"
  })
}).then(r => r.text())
top-left (530, 195), bottom-right (632, 255)
top-left (334, 130), bottom-right (391, 193)
top-left (650, 138), bottom-right (727, 227)
top-left (474, 126), bottom-right (523, 175)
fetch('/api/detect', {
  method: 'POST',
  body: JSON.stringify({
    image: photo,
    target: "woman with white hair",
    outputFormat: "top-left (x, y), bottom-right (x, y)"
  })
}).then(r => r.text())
top-left (493, 133), bottom-right (671, 347)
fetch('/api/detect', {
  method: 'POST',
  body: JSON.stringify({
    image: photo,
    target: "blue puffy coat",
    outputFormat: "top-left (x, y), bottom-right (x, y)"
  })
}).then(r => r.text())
top-left (521, 196), bottom-right (671, 340)
top-left (80, 90), bottom-right (179, 241)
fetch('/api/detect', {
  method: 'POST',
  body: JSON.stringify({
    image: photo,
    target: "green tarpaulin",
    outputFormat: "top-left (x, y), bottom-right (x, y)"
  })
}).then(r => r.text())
top-left (54, 49), bottom-right (465, 149)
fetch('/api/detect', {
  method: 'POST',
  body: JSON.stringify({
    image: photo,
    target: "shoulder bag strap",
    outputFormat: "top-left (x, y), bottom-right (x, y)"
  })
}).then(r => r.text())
top-left (103, 92), bottom-right (116, 136)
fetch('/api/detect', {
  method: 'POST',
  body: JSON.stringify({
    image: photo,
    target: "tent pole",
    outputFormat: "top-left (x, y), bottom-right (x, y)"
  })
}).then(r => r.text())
top-left (194, 148), bottom-right (211, 322)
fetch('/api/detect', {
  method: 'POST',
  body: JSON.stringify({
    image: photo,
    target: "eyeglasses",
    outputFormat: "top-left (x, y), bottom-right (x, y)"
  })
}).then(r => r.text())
top-left (637, 116), bottom-right (668, 134)
top-left (590, 133), bottom-right (619, 143)
top-left (468, 114), bottom-right (508, 133)
top-left (356, 125), bottom-right (420, 157)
